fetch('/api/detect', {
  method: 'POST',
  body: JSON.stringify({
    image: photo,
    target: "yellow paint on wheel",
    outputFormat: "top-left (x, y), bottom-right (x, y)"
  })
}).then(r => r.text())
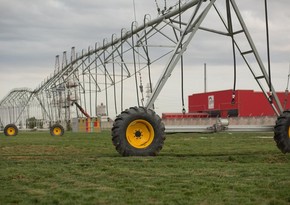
top-left (53, 127), bottom-right (62, 136)
top-left (126, 119), bottom-right (154, 149)
top-left (288, 126), bottom-right (290, 139)
top-left (7, 127), bottom-right (16, 136)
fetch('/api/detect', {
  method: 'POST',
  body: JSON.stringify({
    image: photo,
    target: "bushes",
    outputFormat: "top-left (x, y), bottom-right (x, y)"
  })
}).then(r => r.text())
top-left (26, 117), bottom-right (43, 129)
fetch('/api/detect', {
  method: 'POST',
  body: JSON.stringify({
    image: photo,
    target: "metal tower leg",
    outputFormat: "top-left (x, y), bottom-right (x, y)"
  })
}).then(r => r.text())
top-left (146, 0), bottom-right (217, 109)
top-left (229, 0), bottom-right (283, 115)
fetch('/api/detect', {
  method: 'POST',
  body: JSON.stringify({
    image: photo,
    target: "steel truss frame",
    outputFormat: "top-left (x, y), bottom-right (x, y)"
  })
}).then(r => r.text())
top-left (0, 0), bottom-right (283, 129)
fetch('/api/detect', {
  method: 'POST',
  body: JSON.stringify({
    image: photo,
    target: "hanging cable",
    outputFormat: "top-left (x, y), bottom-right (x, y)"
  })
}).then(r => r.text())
top-left (179, 0), bottom-right (186, 114)
top-left (131, 22), bottom-right (140, 107)
top-left (264, 0), bottom-right (273, 103)
top-left (111, 34), bottom-right (118, 115)
top-left (132, 21), bottom-right (143, 107)
top-left (139, 72), bottom-right (145, 106)
top-left (163, 0), bottom-right (167, 14)
top-left (154, 0), bottom-right (167, 15)
top-left (133, 0), bottom-right (137, 22)
top-left (102, 40), bottom-right (109, 116)
top-left (154, 0), bottom-right (161, 15)
top-left (231, 39), bottom-right (237, 105)
top-left (226, 0), bottom-right (237, 104)
top-left (143, 15), bottom-right (154, 109)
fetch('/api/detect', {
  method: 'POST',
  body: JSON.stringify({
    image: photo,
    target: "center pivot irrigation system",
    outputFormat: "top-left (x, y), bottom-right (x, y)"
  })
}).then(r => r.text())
top-left (0, 0), bottom-right (290, 156)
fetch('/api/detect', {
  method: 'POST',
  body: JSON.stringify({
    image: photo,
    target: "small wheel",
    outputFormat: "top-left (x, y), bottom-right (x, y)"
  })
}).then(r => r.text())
top-left (50, 124), bottom-right (64, 136)
top-left (274, 111), bottom-right (290, 153)
top-left (112, 106), bottom-right (165, 156)
top-left (4, 124), bottom-right (18, 136)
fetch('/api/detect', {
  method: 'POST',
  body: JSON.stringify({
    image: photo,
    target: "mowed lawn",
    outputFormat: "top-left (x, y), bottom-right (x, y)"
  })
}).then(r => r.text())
top-left (0, 131), bottom-right (289, 205)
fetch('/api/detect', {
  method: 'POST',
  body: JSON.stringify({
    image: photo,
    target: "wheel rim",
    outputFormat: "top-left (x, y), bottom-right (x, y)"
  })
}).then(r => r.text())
top-left (7, 127), bottom-right (16, 136)
top-left (53, 127), bottom-right (62, 136)
top-left (288, 126), bottom-right (290, 139)
top-left (126, 119), bottom-right (154, 149)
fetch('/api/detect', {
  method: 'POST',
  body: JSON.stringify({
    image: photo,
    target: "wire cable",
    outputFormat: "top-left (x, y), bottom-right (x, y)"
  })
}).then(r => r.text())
top-left (154, 0), bottom-right (161, 14)
top-left (226, 0), bottom-right (237, 104)
top-left (133, 0), bottom-right (137, 21)
top-left (264, 0), bottom-right (273, 103)
top-left (179, 0), bottom-right (186, 113)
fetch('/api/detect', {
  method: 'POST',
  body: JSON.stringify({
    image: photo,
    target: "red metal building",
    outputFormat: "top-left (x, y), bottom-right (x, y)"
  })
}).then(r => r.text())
top-left (188, 89), bottom-right (290, 117)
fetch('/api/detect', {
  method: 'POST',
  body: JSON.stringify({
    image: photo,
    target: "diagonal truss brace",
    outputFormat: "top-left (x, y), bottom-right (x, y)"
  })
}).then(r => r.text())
top-left (146, 0), bottom-right (216, 109)
top-left (146, 0), bottom-right (283, 116)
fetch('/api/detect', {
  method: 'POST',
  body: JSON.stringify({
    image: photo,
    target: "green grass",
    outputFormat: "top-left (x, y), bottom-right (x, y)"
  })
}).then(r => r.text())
top-left (0, 131), bottom-right (289, 205)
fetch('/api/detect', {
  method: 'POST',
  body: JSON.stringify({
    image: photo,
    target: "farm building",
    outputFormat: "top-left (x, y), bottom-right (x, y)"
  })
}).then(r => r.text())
top-left (188, 89), bottom-right (290, 118)
top-left (162, 89), bottom-right (290, 119)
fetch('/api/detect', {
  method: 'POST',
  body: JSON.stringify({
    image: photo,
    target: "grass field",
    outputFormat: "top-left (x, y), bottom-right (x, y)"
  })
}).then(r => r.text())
top-left (0, 131), bottom-right (289, 205)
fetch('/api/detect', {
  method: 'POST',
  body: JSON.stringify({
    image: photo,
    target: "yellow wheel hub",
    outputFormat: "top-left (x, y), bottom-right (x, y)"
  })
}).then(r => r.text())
top-left (7, 127), bottom-right (16, 136)
top-left (53, 127), bottom-right (62, 136)
top-left (126, 119), bottom-right (154, 149)
top-left (288, 126), bottom-right (290, 139)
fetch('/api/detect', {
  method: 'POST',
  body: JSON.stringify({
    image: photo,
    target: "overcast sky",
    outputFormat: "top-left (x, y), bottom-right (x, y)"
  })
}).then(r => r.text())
top-left (0, 0), bottom-right (290, 115)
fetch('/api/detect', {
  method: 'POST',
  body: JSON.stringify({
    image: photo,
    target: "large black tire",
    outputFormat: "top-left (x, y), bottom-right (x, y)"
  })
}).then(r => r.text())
top-left (274, 111), bottom-right (290, 153)
top-left (4, 124), bottom-right (18, 136)
top-left (112, 107), bottom-right (165, 156)
top-left (50, 124), bottom-right (65, 136)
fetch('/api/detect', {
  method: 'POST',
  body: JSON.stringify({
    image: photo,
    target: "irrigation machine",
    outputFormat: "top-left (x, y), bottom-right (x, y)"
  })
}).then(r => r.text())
top-left (0, 0), bottom-right (289, 156)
